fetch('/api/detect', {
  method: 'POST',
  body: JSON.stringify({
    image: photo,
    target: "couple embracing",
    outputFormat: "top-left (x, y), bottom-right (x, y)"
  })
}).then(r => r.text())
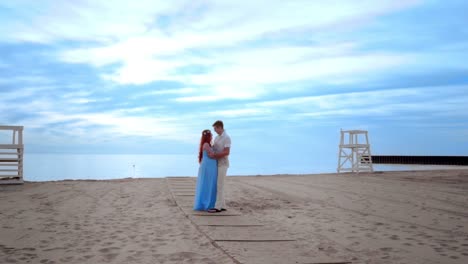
top-left (193, 120), bottom-right (231, 213)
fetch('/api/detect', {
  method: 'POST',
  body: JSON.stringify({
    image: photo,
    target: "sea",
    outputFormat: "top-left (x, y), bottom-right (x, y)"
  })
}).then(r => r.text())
top-left (21, 153), bottom-right (467, 182)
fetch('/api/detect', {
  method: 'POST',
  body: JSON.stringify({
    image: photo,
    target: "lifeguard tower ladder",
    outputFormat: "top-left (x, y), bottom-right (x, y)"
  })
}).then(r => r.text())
top-left (0, 126), bottom-right (24, 184)
top-left (337, 129), bottom-right (373, 173)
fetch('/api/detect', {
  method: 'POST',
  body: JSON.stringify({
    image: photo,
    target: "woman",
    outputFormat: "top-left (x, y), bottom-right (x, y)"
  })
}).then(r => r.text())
top-left (193, 129), bottom-right (218, 212)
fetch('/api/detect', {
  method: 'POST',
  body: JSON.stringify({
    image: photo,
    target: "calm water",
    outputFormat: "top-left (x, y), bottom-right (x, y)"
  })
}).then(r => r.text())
top-left (22, 153), bottom-right (466, 182)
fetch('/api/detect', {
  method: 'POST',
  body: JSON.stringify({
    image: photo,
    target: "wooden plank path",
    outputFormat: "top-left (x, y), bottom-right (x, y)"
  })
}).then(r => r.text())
top-left (166, 177), bottom-right (350, 264)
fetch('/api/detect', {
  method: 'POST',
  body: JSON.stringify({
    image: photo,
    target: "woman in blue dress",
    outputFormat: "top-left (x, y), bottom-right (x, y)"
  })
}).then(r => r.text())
top-left (193, 129), bottom-right (218, 211)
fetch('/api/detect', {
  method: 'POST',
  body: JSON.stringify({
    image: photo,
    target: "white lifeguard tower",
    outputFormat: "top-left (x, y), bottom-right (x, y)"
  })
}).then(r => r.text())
top-left (0, 126), bottom-right (24, 184)
top-left (337, 129), bottom-right (373, 173)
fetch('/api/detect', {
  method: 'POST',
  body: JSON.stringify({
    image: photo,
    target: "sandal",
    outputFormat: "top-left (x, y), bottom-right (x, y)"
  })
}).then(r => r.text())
top-left (207, 208), bottom-right (221, 213)
top-left (220, 208), bottom-right (227, 211)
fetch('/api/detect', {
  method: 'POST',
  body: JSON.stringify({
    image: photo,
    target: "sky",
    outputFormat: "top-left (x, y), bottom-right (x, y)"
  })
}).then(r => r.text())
top-left (0, 0), bottom-right (467, 165)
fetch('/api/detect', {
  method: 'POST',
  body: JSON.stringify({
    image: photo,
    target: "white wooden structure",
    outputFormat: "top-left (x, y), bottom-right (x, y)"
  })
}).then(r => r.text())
top-left (0, 126), bottom-right (24, 184)
top-left (337, 129), bottom-right (373, 173)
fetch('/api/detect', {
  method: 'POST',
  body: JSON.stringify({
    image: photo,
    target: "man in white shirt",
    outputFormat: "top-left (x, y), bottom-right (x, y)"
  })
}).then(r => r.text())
top-left (209, 120), bottom-right (231, 212)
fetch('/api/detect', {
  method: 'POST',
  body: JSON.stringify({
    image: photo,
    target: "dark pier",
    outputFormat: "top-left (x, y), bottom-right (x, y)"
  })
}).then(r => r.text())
top-left (370, 155), bottom-right (468, 166)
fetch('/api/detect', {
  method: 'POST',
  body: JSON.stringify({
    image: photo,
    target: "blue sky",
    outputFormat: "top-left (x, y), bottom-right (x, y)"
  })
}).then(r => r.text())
top-left (1, 0), bottom-right (467, 162)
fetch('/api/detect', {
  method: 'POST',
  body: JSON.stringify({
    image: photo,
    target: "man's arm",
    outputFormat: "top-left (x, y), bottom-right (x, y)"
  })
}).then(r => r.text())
top-left (213, 147), bottom-right (230, 159)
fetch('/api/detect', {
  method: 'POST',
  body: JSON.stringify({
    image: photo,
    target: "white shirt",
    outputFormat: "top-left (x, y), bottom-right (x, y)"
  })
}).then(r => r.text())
top-left (213, 131), bottom-right (231, 167)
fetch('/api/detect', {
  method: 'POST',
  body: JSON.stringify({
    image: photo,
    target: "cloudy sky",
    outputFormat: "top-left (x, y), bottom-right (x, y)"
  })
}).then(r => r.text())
top-left (1, 1), bottom-right (467, 164)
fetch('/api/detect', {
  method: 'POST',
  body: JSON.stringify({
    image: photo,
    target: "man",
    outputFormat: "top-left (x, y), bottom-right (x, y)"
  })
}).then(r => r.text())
top-left (208, 120), bottom-right (231, 212)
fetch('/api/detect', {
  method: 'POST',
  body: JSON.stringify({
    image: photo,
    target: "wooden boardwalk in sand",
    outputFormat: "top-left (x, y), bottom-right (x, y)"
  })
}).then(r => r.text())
top-left (166, 177), bottom-right (349, 264)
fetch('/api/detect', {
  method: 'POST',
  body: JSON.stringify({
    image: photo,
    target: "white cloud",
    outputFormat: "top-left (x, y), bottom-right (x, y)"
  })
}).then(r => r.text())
top-left (30, 0), bottom-right (413, 47)
top-left (2, 0), bottom-right (467, 158)
top-left (174, 95), bottom-right (226, 103)
top-left (174, 85), bottom-right (268, 102)
top-left (129, 88), bottom-right (195, 100)
top-left (0, 1), bottom-right (181, 43)
top-left (100, 57), bottom-right (180, 85)
top-left (171, 0), bottom-right (422, 47)
top-left (42, 0), bottom-right (424, 93)
top-left (186, 50), bottom-right (409, 90)
top-left (59, 34), bottom-right (186, 66)
top-left (224, 85), bottom-right (468, 120)
top-left (2, 80), bottom-right (466, 149)
top-left (17, 109), bottom-right (188, 143)
top-left (207, 108), bottom-right (273, 118)
top-left (0, 75), bottom-right (54, 85)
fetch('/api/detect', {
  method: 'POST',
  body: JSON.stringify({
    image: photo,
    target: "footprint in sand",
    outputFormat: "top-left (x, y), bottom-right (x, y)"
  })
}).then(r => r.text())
top-left (19, 256), bottom-right (31, 262)
top-left (98, 247), bottom-right (120, 254)
top-left (140, 243), bottom-right (151, 248)
top-left (380, 247), bottom-right (393, 252)
top-left (75, 247), bottom-right (92, 254)
top-left (58, 256), bottom-right (74, 262)
top-left (39, 259), bottom-right (56, 264)
top-left (103, 253), bottom-right (119, 261)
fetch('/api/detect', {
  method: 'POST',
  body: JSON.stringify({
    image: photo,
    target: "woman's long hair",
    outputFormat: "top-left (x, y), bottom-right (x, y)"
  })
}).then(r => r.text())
top-left (198, 129), bottom-right (212, 163)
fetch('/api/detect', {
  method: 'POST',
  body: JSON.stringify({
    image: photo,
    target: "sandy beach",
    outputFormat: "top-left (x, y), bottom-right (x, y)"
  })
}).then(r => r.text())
top-left (1, 169), bottom-right (468, 263)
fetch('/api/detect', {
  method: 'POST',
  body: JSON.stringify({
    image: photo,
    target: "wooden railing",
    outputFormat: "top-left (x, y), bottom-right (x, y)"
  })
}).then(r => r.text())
top-left (0, 126), bottom-right (24, 184)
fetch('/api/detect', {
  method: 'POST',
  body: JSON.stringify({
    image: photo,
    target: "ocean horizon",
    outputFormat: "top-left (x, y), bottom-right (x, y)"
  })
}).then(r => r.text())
top-left (21, 153), bottom-right (467, 182)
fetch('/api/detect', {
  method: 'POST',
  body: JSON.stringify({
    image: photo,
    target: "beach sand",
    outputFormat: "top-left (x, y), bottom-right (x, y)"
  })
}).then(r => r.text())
top-left (1, 169), bottom-right (468, 263)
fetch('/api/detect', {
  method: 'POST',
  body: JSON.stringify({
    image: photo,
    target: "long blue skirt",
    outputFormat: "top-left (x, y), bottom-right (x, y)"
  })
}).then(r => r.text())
top-left (193, 151), bottom-right (218, 210)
